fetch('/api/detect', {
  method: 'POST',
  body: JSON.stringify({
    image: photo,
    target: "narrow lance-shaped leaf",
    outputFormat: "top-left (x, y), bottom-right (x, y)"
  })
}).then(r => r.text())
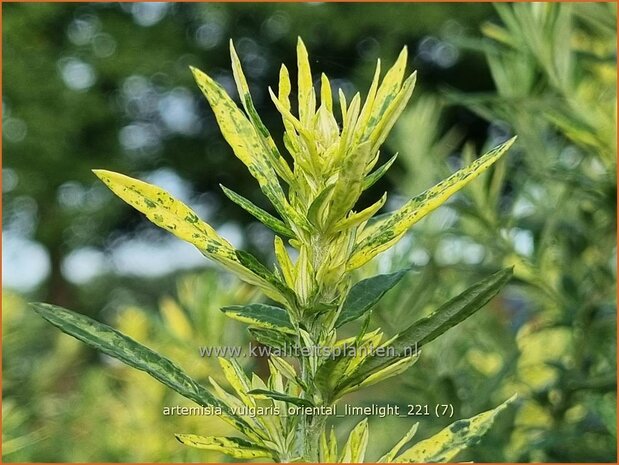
top-left (248, 327), bottom-right (293, 351)
top-left (339, 353), bottom-right (419, 397)
top-left (362, 153), bottom-right (398, 191)
top-left (339, 418), bottom-right (369, 463)
top-left (93, 169), bottom-right (233, 256)
top-left (235, 250), bottom-right (297, 305)
top-left (220, 184), bottom-right (295, 238)
top-left (175, 434), bottom-right (273, 460)
top-left (348, 137), bottom-right (517, 269)
top-left (220, 304), bottom-right (295, 334)
top-left (218, 358), bottom-right (255, 407)
top-left (93, 170), bottom-right (288, 303)
top-left (327, 141), bottom-right (373, 225)
top-left (307, 183), bottom-right (336, 228)
top-left (297, 37), bottom-right (316, 126)
top-left (30, 303), bottom-right (257, 439)
top-left (340, 267), bottom-right (513, 390)
top-left (190, 66), bottom-right (308, 230)
top-left (378, 423), bottom-right (419, 463)
top-left (332, 192), bottom-right (387, 233)
top-left (335, 267), bottom-right (411, 327)
top-left (247, 389), bottom-right (314, 408)
top-left (369, 72), bottom-right (418, 156)
top-left (393, 395), bottom-right (517, 462)
top-left (229, 41), bottom-right (294, 183)
top-left (389, 267), bottom-right (513, 352)
top-left (357, 47), bottom-right (408, 144)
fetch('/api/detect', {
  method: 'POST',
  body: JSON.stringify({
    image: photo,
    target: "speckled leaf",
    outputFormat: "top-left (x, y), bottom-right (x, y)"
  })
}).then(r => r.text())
top-left (363, 153), bottom-right (398, 191)
top-left (30, 303), bottom-right (256, 438)
top-left (175, 434), bottom-right (273, 459)
top-left (393, 396), bottom-right (517, 462)
top-left (93, 170), bottom-right (287, 302)
top-left (190, 66), bottom-right (306, 229)
top-left (221, 304), bottom-right (295, 334)
top-left (336, 268), bottom-right (411, 327)
top-left (218, 358), bottom-right (254, 407)
top-left (348, 137), bottom-right (516, 269)
top-left (333, 193), bottom-right (387, 232)
top-left (93, 169), bottom-right (234, 257)
top-left (369, 72), bottom-right (417, 154)
top-left (339, 418), bottom-right (369, 463)
top-left (357, 47), bottom-right (408, 145)
top-left (378, 423), bottom-right (419, 462)
top-left (327, 141), bottom-right (373, 224)
top-left (229, 41), bottom-right (294, 183)
top-left (220, 184), bottom-right (295, 238)
top-left (247, 389), bottom-right (314, 408)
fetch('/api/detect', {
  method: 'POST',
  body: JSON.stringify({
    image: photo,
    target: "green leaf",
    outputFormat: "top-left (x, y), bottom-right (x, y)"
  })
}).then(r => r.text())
top-left (248, 327), bottom-right (293, 351)
top-left (378, 423), bottom-right (419, 462)
top-left (333, 192), bottom-right (387, 232)
top-left (339, 418), bottom-right (369, 463)
top-left (247, 389), bottom-right (314, 408)
top-left (175, 434), bottom-right (273, 459)
top-left (336, 268), bottom-right (411, 327)
top-left (340, 268), bottom-right (513, 390)
top-left (221, 304), bottom-right (295, 334)
top-left (220, 184), bottom-right (295, 238)
top-left (393, 395), bottom-right (517, 462)
top-left (296, 37), bottom-right (316, 126)
top-left (30, 303), bottom-right (255, 438)
top-left (339, 353), bottom-right (419, 397)
top-left (363, 153), bottom-right (398, 191)
top-left (390, 267), bottom-right (513, 352)
top-left (348, 137), bottom-right (517, 270)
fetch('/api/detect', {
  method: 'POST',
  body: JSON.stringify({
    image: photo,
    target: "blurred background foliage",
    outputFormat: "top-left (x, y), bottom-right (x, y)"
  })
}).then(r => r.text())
top-left (3, 2), bottom-right (616, 462)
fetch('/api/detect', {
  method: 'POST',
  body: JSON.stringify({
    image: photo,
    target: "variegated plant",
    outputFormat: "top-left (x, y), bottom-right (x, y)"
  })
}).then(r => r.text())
top-left (32, 38), bottom-right (517, 462)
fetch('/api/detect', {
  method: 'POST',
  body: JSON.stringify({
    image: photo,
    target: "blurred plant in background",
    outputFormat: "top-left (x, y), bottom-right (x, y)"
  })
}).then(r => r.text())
top-left (378, 3), bottom-right (616, 462)
top-left (3, 272), bottom-right (257, 462)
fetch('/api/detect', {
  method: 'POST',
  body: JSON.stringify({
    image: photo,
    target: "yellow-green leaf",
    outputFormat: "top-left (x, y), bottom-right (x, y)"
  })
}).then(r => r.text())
top-left (93, 170), bottom-right (288, 303)
top-left (190, 66), bottom-right (306, 229)
top-left (218, 358), bottom-right (255, 407)
top-left (175, 434), bottom-right (273, 459)
top-left (229, 41), bottom-right (294, 183)
top-left (348, 136), bottom-right (517, 269)
top-left (221, 303), bottom-right (295, 334)
top-left (393, 395), bottom-right (517, 462)
top-left (378, 423), bottom-right (419, 463)
top-left (297, 37), bottom-right (316, 126)
top-left (339, 418), bottom-right (369, 463)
